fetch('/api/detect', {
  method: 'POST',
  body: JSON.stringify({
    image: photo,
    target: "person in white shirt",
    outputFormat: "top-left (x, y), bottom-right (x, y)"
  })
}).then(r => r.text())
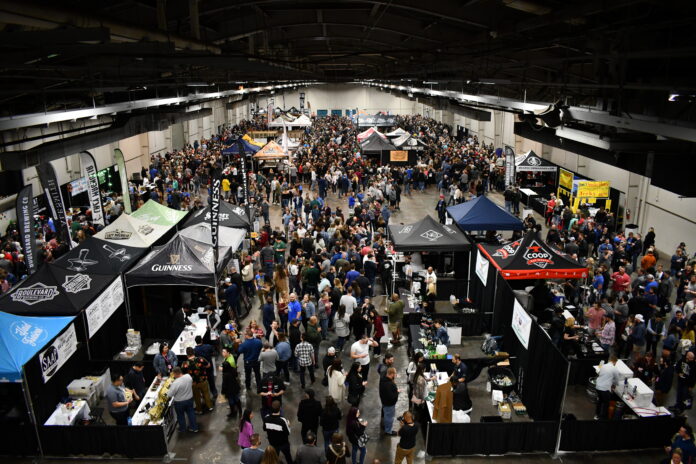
top-left (167, 367), bottom-right (199, 433)
top-left (339, 289), bottom-right (358, 316)
top-left (426, 267), bottom-right (437, 294)
top-left (350, 334), bottom-right (378, 381)
top-left (595, 355), bottom-right (620, 420)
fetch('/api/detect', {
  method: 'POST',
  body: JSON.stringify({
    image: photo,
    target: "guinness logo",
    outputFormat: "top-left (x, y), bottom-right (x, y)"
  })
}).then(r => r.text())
top-left (169, 254), bottom-right (180, 265)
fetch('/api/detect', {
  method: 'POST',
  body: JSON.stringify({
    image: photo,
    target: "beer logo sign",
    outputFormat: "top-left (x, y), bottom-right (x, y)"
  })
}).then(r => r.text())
top-left (11, 283), bottom-right (59, 305)
top-left (104, 229), bottom-right (132, 240)
top-left (62, 274), bottom-right (92, 294)
top-left (40, 345), bottom-right (60, 378)
top-left (527, 156), bottom-right (542, 166)
top-left (138, 224), bottom-right (154, 235)
top-left (399, 225), bottom-right (413, 234)
top-left (11, 320), bottom-right (48, 346)
top-left (442, 225), bottom-right (457, 235)
top-left (523, 240), bottom-right (554, 268)
top-left (493, 240), bottom-right (521, 259)
top-left (169, 254), bottom-right (180, 265)
top-left (420, 230), bottom-right (443, 242)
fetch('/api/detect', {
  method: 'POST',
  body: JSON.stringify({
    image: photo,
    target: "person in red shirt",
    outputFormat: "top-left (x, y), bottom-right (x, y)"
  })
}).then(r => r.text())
top-left (611, 266), bottom-right (631, 297)
top-left (545, 195), bottom-right (557, 226)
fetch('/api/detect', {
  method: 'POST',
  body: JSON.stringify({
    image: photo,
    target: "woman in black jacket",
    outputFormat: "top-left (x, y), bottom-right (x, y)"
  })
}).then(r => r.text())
top-left (219, 347), bottom-right (241, 418)
top-left (326, 432), bottom-right (350, 464)
top-left (345, 362), bottom-right (366, 407)
top-left (297, 389), bottom-right (323, 442)
top-left (320, 396), bottom-right (342, 453)
top-left (346, 407), bottom-right (367, 464)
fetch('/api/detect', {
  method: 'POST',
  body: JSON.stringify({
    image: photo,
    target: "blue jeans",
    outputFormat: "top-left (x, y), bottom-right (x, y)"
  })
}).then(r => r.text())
top-left (323, 428), bottom-right (337, 453)
top-left (319, 318), bottom-right (328, 339)
top-left (174, 398), bottom-right (198, 432)
top-left (383, 405), bottom-right (395, 433)
top-left (352, 444), bottom-right (366, 464)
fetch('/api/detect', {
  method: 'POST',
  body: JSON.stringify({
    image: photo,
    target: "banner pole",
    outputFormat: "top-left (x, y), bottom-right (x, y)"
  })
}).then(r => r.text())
top-left (21, 370), bottom-right (44, 458)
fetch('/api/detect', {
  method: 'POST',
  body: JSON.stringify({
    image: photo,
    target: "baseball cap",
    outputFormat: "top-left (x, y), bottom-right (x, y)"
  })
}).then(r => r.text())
top-left (327, 347), bottom-right (336, 354)
top-left (224, 277), bottom-right (231, 283)
top-left (635, 314), bottom-right (644, 322)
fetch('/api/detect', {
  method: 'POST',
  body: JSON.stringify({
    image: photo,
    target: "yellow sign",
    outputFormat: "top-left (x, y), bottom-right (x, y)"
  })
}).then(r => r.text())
top-left (576, 181), bottom-right (610, 198)
top-left (559, 168), bottom-right (573, 190)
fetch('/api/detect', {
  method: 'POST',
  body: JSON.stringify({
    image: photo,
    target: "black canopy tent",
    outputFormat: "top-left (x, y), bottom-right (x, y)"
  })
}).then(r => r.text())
top-left (388, 215), bottom-right (471, 252)
top-left (514, 150), bottom-right (558, 172)
top-left (360, 131), bottom-right (396, 159)
top-left (54, 237), bottom-right (145, 275)
top-left (183, 202), bottom-right (254, 230)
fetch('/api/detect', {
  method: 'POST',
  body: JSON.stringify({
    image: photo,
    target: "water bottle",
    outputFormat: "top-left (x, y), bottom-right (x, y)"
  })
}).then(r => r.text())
top-left (127, 416), bottom-right (132, 426)
top-left (623, 378), bottom-right (628, 396)
top-left (632, 385), bottom-right (638, 398)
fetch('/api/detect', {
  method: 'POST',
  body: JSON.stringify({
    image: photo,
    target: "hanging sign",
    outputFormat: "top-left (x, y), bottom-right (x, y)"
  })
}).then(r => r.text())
top-left (79, 151), bottom-right (105, 227)
top-left (39, 323), bottom-right (78, 383)
top-left (16, 185), bottom-right (37, 275)
top-left (36, 162), bottom-right (73, 248)
top-left (85, 277), bottom-right (125, 338)
top-left (511, 299), bottom-right (531, 349)
top-left (576, 181), bottom-right (610, 198)
top-left (475, 250), bottom-right (489, 286)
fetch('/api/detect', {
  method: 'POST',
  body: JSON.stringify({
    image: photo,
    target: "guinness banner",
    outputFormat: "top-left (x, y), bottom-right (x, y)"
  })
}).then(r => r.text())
top-left (15, 185), bottom-right (37, 275)
top-left (36, 162), bottom-right (73, 248)
top-left (211, 172), bottom-right (221, 268)
top-left (504, 146), bottom-right (516, 188)
top-left (79, 151), bottom-right (105, 227)
top-left (113, 148), bottom-right (132, 214)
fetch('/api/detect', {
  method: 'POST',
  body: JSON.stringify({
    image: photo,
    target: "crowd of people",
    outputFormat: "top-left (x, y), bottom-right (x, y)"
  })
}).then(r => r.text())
top-left (4, 110), bottom-right (695, 462)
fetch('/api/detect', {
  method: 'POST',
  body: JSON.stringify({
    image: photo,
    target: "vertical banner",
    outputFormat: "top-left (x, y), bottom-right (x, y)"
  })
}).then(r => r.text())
top-left (113, 149), bottom-right (132, 214)
top-left (36, 162), bottom-right (73, 249)
top-left (237, 140), bottom-right (249, 206)
top-left (39, 323), bottom-right (78, 383)
top-left (299, 92), bottom-right (305, 112)
top-left (15, 185), bottom-right (37, 275)
top-left (475, 250), bottom-right (489, 286)
top-left (211, 171), bottom-right (221, 269)
top-left (504, 145), bottom-right (516, 188)
top-left (79, 151), bottom-right (105, 227)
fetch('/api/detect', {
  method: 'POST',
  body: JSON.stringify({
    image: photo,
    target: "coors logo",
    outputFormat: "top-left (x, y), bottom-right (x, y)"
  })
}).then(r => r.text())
top-left (523, 240), bottom-right (554, 268)
top-left (11, 283), bottom-right (59, 305)
top-left (493, 240), bottom-right (521, 259)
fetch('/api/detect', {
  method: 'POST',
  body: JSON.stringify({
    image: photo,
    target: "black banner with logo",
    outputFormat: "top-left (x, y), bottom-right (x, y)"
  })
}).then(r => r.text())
top-left (211, 170), bottom-right (221, 268)
top-left (36, 162), bottom-right (73, 248)
top-left (15, 185), bottom-right (37, 275)
top-left (300, 92), bottom-right (305, 111)
top-left (79, 151), bottom-right (105, 227)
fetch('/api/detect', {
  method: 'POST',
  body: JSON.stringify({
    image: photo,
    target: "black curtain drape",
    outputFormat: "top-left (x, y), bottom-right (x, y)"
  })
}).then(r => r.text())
top-left (503, 294), bottom-right (568, 421)
top-left (468, 251), bottom-right (497, 333)
top-left (39, 425), bottom-right (167, 457)
top-left (560, 416), bottom-right (685, 452)
top-left (492, 272), bottom-right (516, 335)
top-left (425, 421), bottom-right (558, 456)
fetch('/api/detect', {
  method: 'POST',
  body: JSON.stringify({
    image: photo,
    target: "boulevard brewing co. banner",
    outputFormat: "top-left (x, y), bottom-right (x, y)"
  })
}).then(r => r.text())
top-left (504, 145), bottom-right (516, 187)
top-left (39, 323), bottom-right (78, 383)
top-left (36, 162), bottom-right (73, 249)
top-left (237, 139), bottom-right (249, 206)
top-left (15, 185), bottom-right (37, 275)
top-left (79, 151), bottom-right (105, 227)
top-left (113, 148), bottom-right (132, 214)
top-left (211, 170), bottom-right (221, 268)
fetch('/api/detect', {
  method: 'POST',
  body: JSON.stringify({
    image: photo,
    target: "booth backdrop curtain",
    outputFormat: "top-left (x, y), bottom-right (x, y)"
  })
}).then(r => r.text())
top-left (86, 307), bottom-right (129, 360)
top-left (560, 416), bottom-right (685, 452)
top-left (425, 420), bottom-right (557, 456)
top-left (39, 425), bottom-right (167, 457)
top-left (492, 272), bottom-right (516, 335)
top-left (504, 299), bottom-right (569, 421)
top-left (468, 252), bottom-right (497, 333)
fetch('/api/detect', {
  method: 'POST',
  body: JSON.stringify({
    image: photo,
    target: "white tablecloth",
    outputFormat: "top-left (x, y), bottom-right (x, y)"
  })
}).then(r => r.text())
top-left (171, 318), bottom-right (208, 356)
top-left (44, 400), bottom-right (91, 426)
top-left (131, 377), bottom-right (172, 426)
top-left (621, 394), bottom-right (670, 417)
top-left (519, 188), bottom-right (537, 196)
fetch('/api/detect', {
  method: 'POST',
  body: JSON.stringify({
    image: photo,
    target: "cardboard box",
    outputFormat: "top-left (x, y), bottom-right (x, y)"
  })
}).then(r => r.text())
top-left (627, 377), bottom-right (654, 408)
top-left (67, 378), bottom-right (96, 398)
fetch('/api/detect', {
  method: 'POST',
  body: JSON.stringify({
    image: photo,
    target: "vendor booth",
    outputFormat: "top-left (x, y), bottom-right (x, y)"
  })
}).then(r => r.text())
top-left (385, 127), bottom-right (409, 138)
top-left (386, 215), bottom-right (481, 336)
top-left (95, 213), bottom-right (172, 248)
top-left (447, 195), bottom-right (524, 235)
top-left (392, 133), bottom-right (427, 152)
top-left (360, 131), bottom-right (396, 162)
top-left (513, 150), bottom-right (558, 211)
top-left (221, 138), bottom-right (261, 156)
top-left (288, 114), bottom-right (311, 127)
top-left (131, 199), bottom-right (188, 228)
top-left (252, 141), bottom-right (288, 171)
top-left (268, 115), bottom-right (296, 127)
top-left (357, 126), bottom-right (385, 142)
top-left (472, 231), bottom-right (587, 334)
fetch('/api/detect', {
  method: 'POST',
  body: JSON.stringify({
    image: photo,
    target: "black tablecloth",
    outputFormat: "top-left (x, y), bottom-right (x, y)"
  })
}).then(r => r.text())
top-left (408, 324), bottom-right (454, 373)
top-left (568, 344), bottom-right (609, 385)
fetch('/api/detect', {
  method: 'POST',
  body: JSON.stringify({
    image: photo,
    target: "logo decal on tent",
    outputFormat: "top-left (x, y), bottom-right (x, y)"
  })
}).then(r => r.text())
top-left (104, 229), bottom-right (132, 240)
top-left (138, 224), bottom-right (154, 235)
top-left (527, 156), bottom-right (541, 166)
top-left (204, 212), bottom-right (231, 221)
top-left (11, 320), bottom-right (48, 346)
top-left (420, 230), bottom-right (443, 242)
top-left (442, 225), bottom-right (457, 235)
top-left (11, 283), bottom-right (59, 305)
top-left (169, 254), bottom-right (180, 265)
top-left (103, 244), bottom-right (131, 262)
top-left (523, 240), bottom-right (554, 268)
top-left (66, 249), bottom-right (98, 271)
top-left (232, 206), bottom-right (246, 216)
top-left (493, 240), bottom-right (521, 259)
top-left (62, 274), bottom-right (92, 294)
top-left (399, 225), bottom-right (413, 234)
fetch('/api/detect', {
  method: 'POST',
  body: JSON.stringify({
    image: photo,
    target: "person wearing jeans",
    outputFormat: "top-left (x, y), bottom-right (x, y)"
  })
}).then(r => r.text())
top-left (379, 367), bottom-right (399, 435)
top-left (166, 367), bottom-right (198, 432)
top-left (294, 334), bottom-right (316, 388)
top-left (346, 407), bottom-right (367, 464)
top-left (594, 355), bottom-right (619, 420)
top-left (237, 331), bottom-right (263, 390)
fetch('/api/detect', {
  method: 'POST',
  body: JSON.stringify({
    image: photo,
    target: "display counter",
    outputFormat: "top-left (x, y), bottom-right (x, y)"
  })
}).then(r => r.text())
top-left (44, 400), bottom-right (91, 426)
top-left (518, 188), bottom-right (538, 207)
top-left (171, 318), bottom-right (208, 356)
top-left (131, 376), bottom-right (175, 427)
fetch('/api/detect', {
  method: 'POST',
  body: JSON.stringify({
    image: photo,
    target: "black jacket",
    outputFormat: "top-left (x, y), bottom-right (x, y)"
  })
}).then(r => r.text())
top-left (297, 398), bottom-right (323, 429)
top-left (263, 414), bottom-right (291, 447)
top-left (320, 406), bottom-right (342, 431)
top-left (379, 376), bottom-right (398, 406)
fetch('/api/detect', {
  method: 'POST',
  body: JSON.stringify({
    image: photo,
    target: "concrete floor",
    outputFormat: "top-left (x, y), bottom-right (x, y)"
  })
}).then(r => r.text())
top-left (14, 186), bottom-right (680, 464)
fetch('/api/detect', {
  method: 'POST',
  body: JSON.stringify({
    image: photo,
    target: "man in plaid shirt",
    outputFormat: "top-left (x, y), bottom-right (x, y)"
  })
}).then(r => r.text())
top-left (181, 347), bottom-right (213, 414)
top-left (293, 333), bottom-right (316, 388)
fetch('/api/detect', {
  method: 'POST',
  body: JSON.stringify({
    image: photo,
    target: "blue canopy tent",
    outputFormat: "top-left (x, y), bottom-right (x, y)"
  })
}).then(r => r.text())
top-left (221, 138), bottom-right (261, 155)
top-left (447, 195), bottom-right (524, 231)
top-left (0, 312), bottom-right (75, 456)
top-left (0, 312), bottom-right (75, 382)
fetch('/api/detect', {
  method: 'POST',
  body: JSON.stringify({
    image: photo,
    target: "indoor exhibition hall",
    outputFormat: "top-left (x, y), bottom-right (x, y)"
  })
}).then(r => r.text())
top-left (0, 1), bottom-right (695, 464)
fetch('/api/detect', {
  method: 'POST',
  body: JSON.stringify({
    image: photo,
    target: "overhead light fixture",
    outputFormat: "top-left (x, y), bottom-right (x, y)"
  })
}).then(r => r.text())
top-left (186, 82), bottom-right (209, 87)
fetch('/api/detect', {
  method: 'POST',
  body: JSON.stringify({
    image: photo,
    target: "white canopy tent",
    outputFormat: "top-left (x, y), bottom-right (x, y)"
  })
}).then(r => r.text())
top-left (386, 127), bottom-right (409, 137)
top-left (94, 213), bottom-right (171, 248)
